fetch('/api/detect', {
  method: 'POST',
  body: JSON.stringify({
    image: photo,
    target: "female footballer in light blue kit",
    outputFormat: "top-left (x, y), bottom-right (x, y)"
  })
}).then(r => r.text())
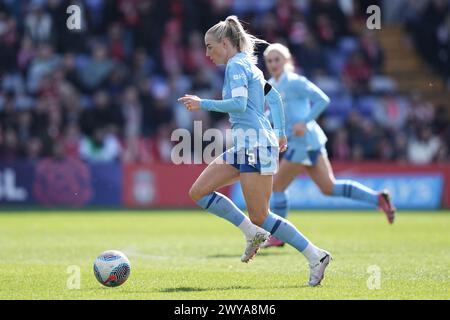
top-left (178, 17), bottom-right (331, 286)
top-left (262, 43), bottom-right (396, 248)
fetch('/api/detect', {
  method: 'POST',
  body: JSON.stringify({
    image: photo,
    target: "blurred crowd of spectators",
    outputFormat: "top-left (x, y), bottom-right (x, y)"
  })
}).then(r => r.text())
top-left (0, 0), bottom-right (448, 165)
top-left (404, 0), bottom-right (450, 85)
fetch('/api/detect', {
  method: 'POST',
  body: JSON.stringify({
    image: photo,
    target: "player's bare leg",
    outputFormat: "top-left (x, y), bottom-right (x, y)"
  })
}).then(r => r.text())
top-left (273, 159), bottom-right (306, 193)
top-left (189, 158), bottom-right (240, 202)
top-left (306, 155), bottom-right (396, 224)
top-left (190, 158), bottom-right (271, 262)
top-left (304, 154), bottom-right (335, 196)
top-left (240, 172), bottom-right (273, 227)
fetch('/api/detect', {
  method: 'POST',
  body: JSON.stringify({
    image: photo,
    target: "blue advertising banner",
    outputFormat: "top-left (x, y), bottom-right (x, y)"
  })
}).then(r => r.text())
top-left (1, 161), bottom-right (446, 209)
top-left (0, 160), bottom-right (122, 207)
top-left (0, 161), bottom-right (35, 204)
top-left (231, 174), bottom-right (444, 210)
top-left (88, 163), bottom-right (122, 206)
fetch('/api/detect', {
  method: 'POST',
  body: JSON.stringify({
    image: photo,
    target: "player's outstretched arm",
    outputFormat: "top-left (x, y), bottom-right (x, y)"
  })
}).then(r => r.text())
top-left (265, 83), bottom-right (286, 139)
top-left (265, 83), bottom-right (287, 152)
top-left (178, 94), bottom-right (247, 113)
top-left (200, 96), bottom-right (247, 113)
top-left (297, 78), bottom-right (330, 123)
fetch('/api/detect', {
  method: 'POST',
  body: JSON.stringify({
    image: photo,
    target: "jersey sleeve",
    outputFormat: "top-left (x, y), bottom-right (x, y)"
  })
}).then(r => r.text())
top-left (199, 61), bottom-right (249, 113)
top-left (293, 77), bottom-right (330, 122)
top-left (200, 96), bottom-right (247, 113)
top-left (227, 61), bottom-right (249, 90)
top-left (265, 83), bottom-right (286, 138)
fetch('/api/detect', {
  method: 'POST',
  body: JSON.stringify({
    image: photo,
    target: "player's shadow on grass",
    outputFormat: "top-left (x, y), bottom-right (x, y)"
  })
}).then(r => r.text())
top-left (159, 284), bottom-right (311, 294)
top-left (207, 251), bottom-right (289, 259)
top-left (159, 285), bottom-right (252, 293)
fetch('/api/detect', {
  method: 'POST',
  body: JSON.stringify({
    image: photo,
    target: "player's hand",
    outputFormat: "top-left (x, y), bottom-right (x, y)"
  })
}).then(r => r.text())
top-left (178, 94), bottom-right (201, 111)
top-left (293, 122), bottom-right (306, 136)
top-left (279, 136), bottom-right (288, 153)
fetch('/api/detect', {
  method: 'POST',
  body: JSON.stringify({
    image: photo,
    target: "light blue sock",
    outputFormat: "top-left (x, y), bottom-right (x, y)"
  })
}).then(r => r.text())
top-left (261, 211), bottom-right (310, 253)
top-left (196, 192), bottom-right (246, 227)
top-left (333, 180), bottom-right (378, 205)
top-left (270, 191), bottom-right (289, 218)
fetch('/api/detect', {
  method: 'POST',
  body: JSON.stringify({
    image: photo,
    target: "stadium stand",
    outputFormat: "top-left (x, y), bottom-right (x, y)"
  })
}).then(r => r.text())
top-left (0, 0), bottom-right (448, 165)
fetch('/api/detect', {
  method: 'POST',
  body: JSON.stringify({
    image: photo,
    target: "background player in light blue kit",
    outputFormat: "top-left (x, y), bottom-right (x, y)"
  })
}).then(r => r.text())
top-left (262, 43), bottom-right (396, 248)
top-left (179, 17), bottom-right (331, 286)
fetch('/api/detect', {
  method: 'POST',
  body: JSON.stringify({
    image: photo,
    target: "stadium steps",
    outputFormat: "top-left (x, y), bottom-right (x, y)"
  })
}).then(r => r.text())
top-left (376, 25), bottom-right (448, 107)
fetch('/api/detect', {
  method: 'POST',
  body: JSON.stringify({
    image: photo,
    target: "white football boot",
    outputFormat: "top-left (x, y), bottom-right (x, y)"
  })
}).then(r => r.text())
top-left (308, 250), bottom-right (332, 287)
top-left (241, 229), bottom-right (270, 263)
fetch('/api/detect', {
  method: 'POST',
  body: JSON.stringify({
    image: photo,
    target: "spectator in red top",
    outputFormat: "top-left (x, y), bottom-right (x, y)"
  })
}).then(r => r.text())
top-left (343, 51), bottom-right (372, 95)
top-left (108, 23), bottom-right (127, 61)
top-left (373, 92), bottom-right (409, 131)
top-left (184, 31), bottom-right (214, 74)
top-left (332, 128), bottom-right (351, 161)
top-left (63, 123), bottom-right (80, 159)
top-left (315, 14), bottom-right (337, 47)
top-left (161, 19), bottom-right (184, 75)
top-left (359, 31), bottom-right (385, 74)
top-left (117, 0), bottom-right (140, 28)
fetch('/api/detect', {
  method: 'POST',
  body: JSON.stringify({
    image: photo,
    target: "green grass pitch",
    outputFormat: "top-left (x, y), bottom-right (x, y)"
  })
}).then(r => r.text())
top-left (0, 210), bottom-right (449, 300)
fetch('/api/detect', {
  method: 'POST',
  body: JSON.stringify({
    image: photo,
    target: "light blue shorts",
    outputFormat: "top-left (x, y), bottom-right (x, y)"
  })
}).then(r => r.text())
top-left (221, 146), bottom-right (280, 175)
top-left (283, 144), bottom-right (327, 166)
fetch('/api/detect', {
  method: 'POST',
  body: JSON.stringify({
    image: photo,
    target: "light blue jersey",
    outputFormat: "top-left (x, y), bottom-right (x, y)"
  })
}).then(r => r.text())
top-left (268, 72), bottom-right (330, 165)
top-left (200, 52), bottom-right (286, 174)
top-left (224, 52), bottom-right (279, 149)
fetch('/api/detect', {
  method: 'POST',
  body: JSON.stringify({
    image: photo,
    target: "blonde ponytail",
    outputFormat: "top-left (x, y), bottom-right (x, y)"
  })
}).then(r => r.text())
top-left (206, 15), bottom-right (268, 64)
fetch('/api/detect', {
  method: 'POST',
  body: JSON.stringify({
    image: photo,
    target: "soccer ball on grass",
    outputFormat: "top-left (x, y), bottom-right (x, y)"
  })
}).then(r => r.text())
top-left (93, 250), bottom-right (131, 287)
